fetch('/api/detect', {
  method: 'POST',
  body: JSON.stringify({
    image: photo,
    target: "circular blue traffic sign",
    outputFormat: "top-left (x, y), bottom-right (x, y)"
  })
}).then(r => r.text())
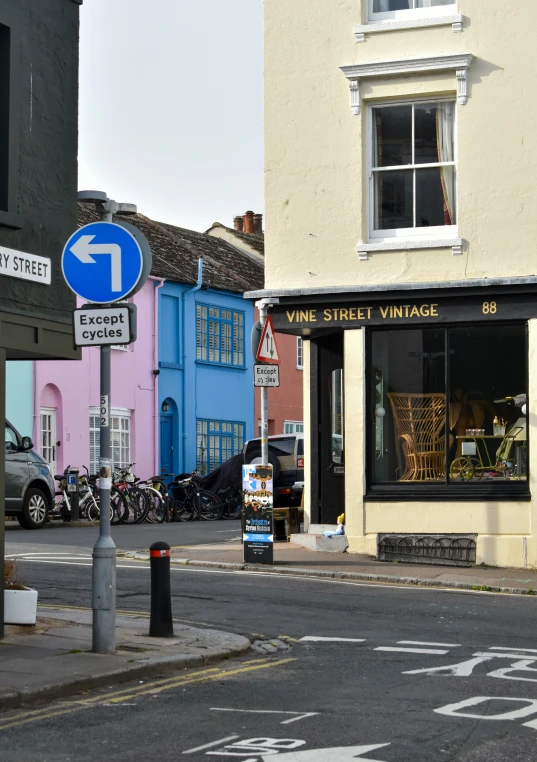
top-left (62, 222), bottom-right (144, 304)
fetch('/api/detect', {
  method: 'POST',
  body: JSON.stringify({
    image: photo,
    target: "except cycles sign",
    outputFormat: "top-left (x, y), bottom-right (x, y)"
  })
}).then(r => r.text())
top-left (254, 364), bottom-right (280, 387)
top-left (73, 304), bottom-right (137, 347)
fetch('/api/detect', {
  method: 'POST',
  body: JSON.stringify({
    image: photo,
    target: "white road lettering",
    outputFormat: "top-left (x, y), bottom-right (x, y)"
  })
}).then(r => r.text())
top-left (404, 655), bottom-right (494, 677)
top-left (435, 696), bottom-right (537, 721)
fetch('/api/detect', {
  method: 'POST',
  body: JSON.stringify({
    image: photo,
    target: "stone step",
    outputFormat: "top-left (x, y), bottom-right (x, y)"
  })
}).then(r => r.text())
top-left (293, 532), bottom-right (348, 553)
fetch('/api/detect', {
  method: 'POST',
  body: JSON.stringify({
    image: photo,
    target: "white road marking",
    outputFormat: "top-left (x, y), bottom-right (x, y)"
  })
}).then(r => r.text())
top-left (259, 744), bottom-right (391, 761)
top-left (435, 696), bottom-right (537, 721)
top-left (397, 640), bottom-right (461, 648)
top-left (489, 646), bottom-right (537, 654)
top-left (210, 709), bottom-right (319, 724)
top-left (375, 646), bottom-right (448, 655)
top-left (182, 736), bottom-right (240, 754)
top-left (300, 637), bottom-right (366, 643)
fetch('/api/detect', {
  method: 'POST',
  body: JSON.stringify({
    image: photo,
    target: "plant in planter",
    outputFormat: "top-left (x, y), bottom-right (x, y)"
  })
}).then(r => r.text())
top-left (4, 559), bottom-right (38, 625)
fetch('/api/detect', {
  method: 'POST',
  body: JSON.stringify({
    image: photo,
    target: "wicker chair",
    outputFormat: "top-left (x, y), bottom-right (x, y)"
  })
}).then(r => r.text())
top-left (388, 392), bottom-right (447, 481)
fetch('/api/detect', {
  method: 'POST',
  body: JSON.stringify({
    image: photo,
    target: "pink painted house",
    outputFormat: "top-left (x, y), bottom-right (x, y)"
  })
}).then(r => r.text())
top-left (35, 278), bottom-right (159, 479)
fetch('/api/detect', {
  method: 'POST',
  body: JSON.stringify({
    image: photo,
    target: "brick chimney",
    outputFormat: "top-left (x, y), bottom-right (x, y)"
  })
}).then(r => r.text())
top-left (234, 216), bottom-right (244, 232)
top-left (253, 213), bottom-right (263, 234)
top-left (243, 210), bottom-right (255, 234)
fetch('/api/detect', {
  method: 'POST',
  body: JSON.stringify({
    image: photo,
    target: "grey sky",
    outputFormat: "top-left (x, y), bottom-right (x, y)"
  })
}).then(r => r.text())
top-left (78, 0), bottom-right (263, 232)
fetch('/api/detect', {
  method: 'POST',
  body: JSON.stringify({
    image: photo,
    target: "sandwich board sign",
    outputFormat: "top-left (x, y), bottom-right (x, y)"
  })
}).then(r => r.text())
top-left (243, 464), bottom-right (274, 564)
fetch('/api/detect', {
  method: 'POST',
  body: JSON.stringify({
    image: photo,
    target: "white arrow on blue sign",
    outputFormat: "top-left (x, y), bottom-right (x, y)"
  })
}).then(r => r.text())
top-left (62, 221), bottom-right (144, 304)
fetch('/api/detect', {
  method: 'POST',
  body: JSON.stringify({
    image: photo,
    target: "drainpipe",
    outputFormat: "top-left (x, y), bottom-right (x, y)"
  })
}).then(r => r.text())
top-left (152, 277), bottom-right (165, 475)
top-left (181, 258), bottom-right (203, 473)
top-left (32, 361), bottom-right (38, 452)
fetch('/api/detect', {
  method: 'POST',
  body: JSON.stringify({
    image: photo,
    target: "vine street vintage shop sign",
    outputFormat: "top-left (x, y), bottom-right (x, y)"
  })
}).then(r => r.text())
top-left (271, 293), bottom-right (537, 332)
top-left (0, 245), bottom-right (51, 285)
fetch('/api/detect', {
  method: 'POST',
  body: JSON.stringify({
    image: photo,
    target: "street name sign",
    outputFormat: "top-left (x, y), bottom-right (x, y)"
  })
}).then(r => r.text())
top-left (73, 304), bottom-right (137, 346)
top-left (0, 245), bottom-right (51, 285)
top-left (62, 221), bottom-right (150, 303)
top-left (256, 314), bottom-right (280, 364)
top-left (254, 364), bottom-right (280, 387)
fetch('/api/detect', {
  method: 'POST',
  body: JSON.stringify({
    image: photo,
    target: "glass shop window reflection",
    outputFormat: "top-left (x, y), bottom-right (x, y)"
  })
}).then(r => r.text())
top-left (331, 369), bottom-right (344, 464)
top-left (370, 325), bottom-right (527, 484)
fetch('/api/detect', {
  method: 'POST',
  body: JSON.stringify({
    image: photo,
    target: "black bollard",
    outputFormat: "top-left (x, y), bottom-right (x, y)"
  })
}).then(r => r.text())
top-left (149, 541), bottom-right (174, 637)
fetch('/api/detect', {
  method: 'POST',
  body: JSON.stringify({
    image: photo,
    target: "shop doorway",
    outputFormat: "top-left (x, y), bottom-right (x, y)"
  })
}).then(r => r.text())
top-left (311, 333), bottom-right (345, 525)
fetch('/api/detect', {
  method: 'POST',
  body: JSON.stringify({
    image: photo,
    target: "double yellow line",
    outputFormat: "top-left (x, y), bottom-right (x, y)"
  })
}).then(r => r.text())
top-left (0, 657), bottom-right (295, 732)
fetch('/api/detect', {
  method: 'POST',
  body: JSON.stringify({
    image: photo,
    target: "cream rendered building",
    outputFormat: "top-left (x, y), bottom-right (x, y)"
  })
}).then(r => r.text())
top-left (246, 0), bottom-right (537, 569)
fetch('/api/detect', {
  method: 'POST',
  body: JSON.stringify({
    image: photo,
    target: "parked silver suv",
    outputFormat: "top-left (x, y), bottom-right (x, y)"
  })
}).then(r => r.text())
top-left (242, 434), bottom-right (304, 507)
top-left (5, 420), bottom-right (54, 529)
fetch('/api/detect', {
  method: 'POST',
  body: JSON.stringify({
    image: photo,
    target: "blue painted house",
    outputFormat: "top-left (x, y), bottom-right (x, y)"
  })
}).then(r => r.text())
top-left (154, 221), bottom-right (264, 478)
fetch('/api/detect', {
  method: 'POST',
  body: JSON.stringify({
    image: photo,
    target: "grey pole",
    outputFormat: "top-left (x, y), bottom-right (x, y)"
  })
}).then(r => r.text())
top-left (258, 302), bottom-right (269, 467)
top-left (0, 348), bottom-right (6, 640)
top-left (92, 200), bottom-right (116, 654)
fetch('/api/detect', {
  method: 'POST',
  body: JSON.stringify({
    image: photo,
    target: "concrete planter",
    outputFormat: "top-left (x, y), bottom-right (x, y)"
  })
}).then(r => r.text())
top-left (4, 588), bottom-right (38, 625)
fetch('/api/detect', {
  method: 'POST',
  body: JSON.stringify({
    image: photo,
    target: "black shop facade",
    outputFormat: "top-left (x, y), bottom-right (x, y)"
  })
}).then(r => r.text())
top-left (247, 278), bottom-right (537, 568)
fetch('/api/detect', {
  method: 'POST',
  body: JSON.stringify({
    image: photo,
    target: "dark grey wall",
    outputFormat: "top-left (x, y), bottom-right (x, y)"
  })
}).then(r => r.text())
top-left (0, 0), bottom-right (80, 324)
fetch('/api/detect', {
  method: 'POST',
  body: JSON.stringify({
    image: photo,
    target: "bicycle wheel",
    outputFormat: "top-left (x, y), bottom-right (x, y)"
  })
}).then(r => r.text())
top-left (144, 487), bottom-right (165, 523)
top-left (220, 490), bottom-right (242, 520)
top-left (174, 498), bottom-right (195, 522)
top-left (111, 488), bottom-right (129, 525)
top-left (86, 494), bottom-right (101, 521)
top-left (199, 490), bottom-right (222, 521)
top-left (126, 485), bottom-right (149, 524)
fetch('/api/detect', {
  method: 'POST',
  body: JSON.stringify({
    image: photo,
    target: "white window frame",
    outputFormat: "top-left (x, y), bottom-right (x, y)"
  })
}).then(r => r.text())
top-left (367, 97), bottom-right (458, 245)
top-left (296, 336), bottom-right (304, 370)
top-left (369, 0), bottom-right (456, 22)
top-left (284, 421), bottom-right (304, 435)
top-left (89, 407), bottom-right (131, 475)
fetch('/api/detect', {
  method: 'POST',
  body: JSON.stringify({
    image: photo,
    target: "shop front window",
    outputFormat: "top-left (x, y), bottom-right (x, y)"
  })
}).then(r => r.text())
top-left (370, 324), bottom-right (527, 487)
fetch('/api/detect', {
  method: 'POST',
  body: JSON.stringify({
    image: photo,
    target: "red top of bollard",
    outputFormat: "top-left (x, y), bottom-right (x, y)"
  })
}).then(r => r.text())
top-left (150, 549), bottom-right (170, 558)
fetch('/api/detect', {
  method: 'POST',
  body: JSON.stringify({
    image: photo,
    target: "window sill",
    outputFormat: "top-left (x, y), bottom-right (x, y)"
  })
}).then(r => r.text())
top-left (354, 15), bottom-right (463, 42)
top-left (0, 211), bottom-right (23, 229)
top-left (357, 237), bottom-right (464, 261)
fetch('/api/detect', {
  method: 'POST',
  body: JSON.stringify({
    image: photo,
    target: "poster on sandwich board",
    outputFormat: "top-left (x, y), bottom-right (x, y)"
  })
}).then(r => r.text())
top-left (242, 464), bottom-right (273, 565)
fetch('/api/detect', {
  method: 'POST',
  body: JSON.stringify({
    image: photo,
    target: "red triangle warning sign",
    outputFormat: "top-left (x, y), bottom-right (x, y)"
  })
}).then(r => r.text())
top-left (256, 314), bottom-right (280, 364)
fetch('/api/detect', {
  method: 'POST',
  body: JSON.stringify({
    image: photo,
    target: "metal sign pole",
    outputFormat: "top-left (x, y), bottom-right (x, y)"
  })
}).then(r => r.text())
top-left (258, 302), bottom-right (269, 467)
top-left (92, 202), bottom-right (116, 654)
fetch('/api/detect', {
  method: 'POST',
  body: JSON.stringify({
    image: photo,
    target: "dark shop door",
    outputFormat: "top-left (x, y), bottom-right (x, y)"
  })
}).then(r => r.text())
top-left (312, 332), bottom-right (345, 525)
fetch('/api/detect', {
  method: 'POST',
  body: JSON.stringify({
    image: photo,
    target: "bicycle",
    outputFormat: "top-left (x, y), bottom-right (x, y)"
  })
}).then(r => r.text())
top-left (167, 472), bottom-right (221, 522)
top-left (113, 463), bottom-right (149, 524)
top-left (137, 477), bottom-right (166, 523)
top-left (52, 465), bottom-right (101, 521)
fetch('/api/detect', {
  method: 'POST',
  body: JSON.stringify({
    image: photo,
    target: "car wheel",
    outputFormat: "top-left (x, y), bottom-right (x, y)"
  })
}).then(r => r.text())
top-left (20, 487), bottom-right (48, 529)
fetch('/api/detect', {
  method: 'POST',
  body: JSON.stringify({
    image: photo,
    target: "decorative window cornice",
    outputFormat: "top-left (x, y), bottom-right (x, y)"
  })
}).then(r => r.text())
top-left (354, 15), bottom-right (463, 43)
top-left (340, 53), bottom-right (473, 115)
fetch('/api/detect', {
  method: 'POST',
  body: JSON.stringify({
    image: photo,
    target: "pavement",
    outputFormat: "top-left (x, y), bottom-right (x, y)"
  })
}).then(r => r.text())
top-left (124, 541), bottom-right (537, 595)
top-left (0, 606), bottom-right (250, 711)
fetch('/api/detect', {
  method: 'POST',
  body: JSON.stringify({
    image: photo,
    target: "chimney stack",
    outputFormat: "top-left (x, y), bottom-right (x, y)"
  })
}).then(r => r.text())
top-left (234, 216), bottom-right (244, 232)
top-left (253, 213), bottom-right (263, 234)
top-left (243, 210), bottom-right (255, 234)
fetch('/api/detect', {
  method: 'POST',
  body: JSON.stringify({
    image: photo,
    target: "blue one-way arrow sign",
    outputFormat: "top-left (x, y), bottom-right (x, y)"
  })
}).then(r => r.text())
top-left (62, 221), bottom-right (146, 303)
